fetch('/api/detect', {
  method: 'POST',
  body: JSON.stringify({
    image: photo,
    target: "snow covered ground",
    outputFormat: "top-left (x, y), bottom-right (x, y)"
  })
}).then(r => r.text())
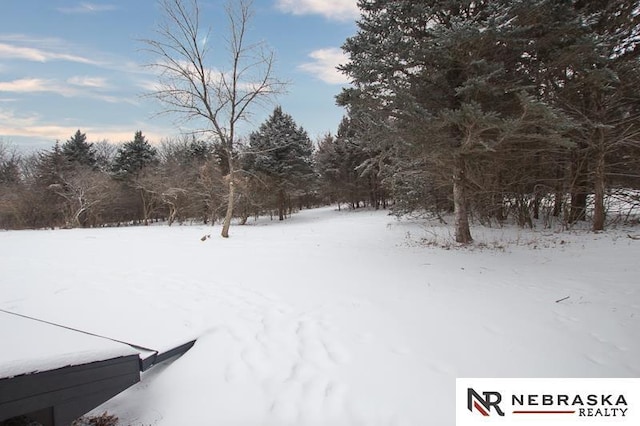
top-left (1, 206), bottom-right (638, 425)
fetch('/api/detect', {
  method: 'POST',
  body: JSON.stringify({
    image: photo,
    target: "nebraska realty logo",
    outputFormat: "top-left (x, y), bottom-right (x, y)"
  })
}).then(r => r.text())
top-left (456, 378), bottom-right (640, 425)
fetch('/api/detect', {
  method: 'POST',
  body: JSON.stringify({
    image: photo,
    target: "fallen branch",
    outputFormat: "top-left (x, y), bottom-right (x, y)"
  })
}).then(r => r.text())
top-left (555, 296), bottom-right (570, 303)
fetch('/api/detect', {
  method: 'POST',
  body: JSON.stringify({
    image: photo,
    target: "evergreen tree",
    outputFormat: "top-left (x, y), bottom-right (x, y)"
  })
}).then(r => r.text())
top-left (546, 0), bottom-right (640, 230)
top-left (315, 117), bottom-right (386, 209)
top-left (244, 107), bottom-right (315, 220)
top-left (36, 142), bottom-right (67, 186)
top-left (30, 142), bottom-right (68, 227)
top-left (339, 0), bottom-right (575, 242)
top-left (110, 132), bottom-right (160, 225)
top-left (112, 131), bottom-right (158, 178)
top-left (61, 129), bottom-right (96, 168)
top-left (0, 144), bottom-right (21, 185)
top-left (315, 133), bottom-right (342, 204)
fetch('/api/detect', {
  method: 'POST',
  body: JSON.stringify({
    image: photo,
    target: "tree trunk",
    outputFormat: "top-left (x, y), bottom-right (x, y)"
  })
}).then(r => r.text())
top-left (553, 193), bottom-right (563, 218)
top-left (167, 203), bottom-right (176, 226)
top-left (453, 157), bottom-right (473, 244)
top-left (140, 190), bottom-right (150, 226)
top-left (221, 165), bottom-right (234, 238)
top-left (569, 143), bottom-right (589, 223)
top-left (532, 192), bottom-right (541, 220)
top-left (278, 189), bottom-right (285, 221)
top-left (592, 130), bottom-right (606, 231)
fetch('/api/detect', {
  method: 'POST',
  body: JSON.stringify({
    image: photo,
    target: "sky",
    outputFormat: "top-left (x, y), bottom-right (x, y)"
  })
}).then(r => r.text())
top-left (0, 0), bottom-right (359, 152)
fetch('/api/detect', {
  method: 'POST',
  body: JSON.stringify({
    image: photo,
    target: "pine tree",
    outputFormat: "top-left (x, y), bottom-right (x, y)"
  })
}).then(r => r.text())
top-left (112, 131), bottom-right (158, 178)
top-left (31, 142), bottom-right (68, 226)
top-left (315, 134), bottom-right (342, 205)
top-left (339, 0), bottom-right (575, 242)
top-left (61, 129), bottom-right (96, 168)
top-left (36, 142), bottom-right (67, 186)
top-left (0, 144), bottom-right (21, 185)
top-left (315, 117), bottom-right (385, 209)
top-left (548, 0), bottom-right (640, 230)
top-left (244, 107), bottom-right (315, 220)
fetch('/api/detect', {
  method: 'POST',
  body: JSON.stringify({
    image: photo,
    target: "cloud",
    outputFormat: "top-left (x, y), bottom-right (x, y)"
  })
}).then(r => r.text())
top-left (0, 42), bottom-right (98, 64)
top-left (0, 109), bottom-right (170, 145)
top-left (0, 78), bottom-right (77, 97)
top-left (57, 2), bottom-right (118, 14)
top-left (0, 77), bottom-right (137, 105)
top-left (298, 48), bottom-right (350, 85)
top-left (67, 76), bottom-right (109, 88)
top-left (0, 108), bottom-right (38, 127)
top-left (0, 34), bottom-right (153, 78)
top-left (136, 79), bottom-right (160, 92)
top-left (275, 0), bottom-right (359, 21)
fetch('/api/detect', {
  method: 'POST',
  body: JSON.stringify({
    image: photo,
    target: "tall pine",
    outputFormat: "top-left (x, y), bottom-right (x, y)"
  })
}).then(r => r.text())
top-left (112, 131), bottom-right (158, 179)
top-left (244, 107), bottom-right (314, 220)
top-left (61, 129), bottom-right (96, 168)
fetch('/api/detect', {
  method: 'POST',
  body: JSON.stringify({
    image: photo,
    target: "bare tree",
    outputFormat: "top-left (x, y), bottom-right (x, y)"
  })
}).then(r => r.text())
top-left (93, 140), bottom-right (118, 172)
top-left (144, 0), bottom-right (283, 237)
top-left (49, 168), bottom-right (113, 228)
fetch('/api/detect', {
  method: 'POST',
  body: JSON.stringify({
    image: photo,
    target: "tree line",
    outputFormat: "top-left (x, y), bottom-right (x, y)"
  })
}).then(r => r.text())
top-left (337, 0), bottom-right (640, 242)
top-left (2, 0), bottom-right (640, 238)
top-left (0, 106), bottom-right (383, 230)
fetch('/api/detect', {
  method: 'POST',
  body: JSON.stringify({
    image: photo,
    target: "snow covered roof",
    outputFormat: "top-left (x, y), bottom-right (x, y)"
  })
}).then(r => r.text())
top-left (0, 311), bottom-right (139, 379)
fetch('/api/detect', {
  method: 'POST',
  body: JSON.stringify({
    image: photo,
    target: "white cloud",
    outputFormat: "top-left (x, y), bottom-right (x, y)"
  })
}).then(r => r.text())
top-left (0, 34), bottom-right (153, 78)
top-left (136, 79), bottom-right (159, 91)
top-left (0, 109), bottom-right (169, 145)
top-left (0, 41), bottom-right (98, 65)
top-left (275, 0), bottom-right (359, 21)
top-left (0, 78), bottom-right (77, 97)
top-left (57, 2), bottom-right (118, 14)
top-left (67, 76), bottom-right (108, 88)
top-left (298, 48), bottom-right (350, 85)
top-left (0, 108), bottom-right (38, 127)
top-left (0, 78), bottom-right (137, 105)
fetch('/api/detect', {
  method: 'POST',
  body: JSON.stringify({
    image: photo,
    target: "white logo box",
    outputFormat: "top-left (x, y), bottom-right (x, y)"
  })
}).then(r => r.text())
top-left (456, 378), bottom-right (640, 425)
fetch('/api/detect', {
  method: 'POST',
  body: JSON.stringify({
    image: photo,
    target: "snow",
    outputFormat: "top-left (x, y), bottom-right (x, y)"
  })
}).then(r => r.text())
top-left (0, 311), bottom-right (138, 379)
top-left (1, 206), bottom-right (638, 425)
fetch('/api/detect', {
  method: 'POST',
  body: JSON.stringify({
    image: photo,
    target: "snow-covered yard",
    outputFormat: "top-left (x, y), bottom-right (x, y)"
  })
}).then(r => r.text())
top-left (1, 206), bottom-right (638, 425)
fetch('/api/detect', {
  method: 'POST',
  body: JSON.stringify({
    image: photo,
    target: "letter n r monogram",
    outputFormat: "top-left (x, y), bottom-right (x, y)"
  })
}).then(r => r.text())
top-left (467, 388), bottom-right (505, 416)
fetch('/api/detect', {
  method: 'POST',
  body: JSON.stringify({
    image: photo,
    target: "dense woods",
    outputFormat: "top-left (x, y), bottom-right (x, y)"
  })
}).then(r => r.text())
top-left (337, 0), bottom-right (640, 241)
top-left (1, 0), bottom-right (639, 239)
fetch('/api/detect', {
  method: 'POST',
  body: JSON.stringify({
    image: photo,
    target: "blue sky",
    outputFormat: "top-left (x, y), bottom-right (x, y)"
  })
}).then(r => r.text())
top-left (0, 0), bottom-right (358, 151)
